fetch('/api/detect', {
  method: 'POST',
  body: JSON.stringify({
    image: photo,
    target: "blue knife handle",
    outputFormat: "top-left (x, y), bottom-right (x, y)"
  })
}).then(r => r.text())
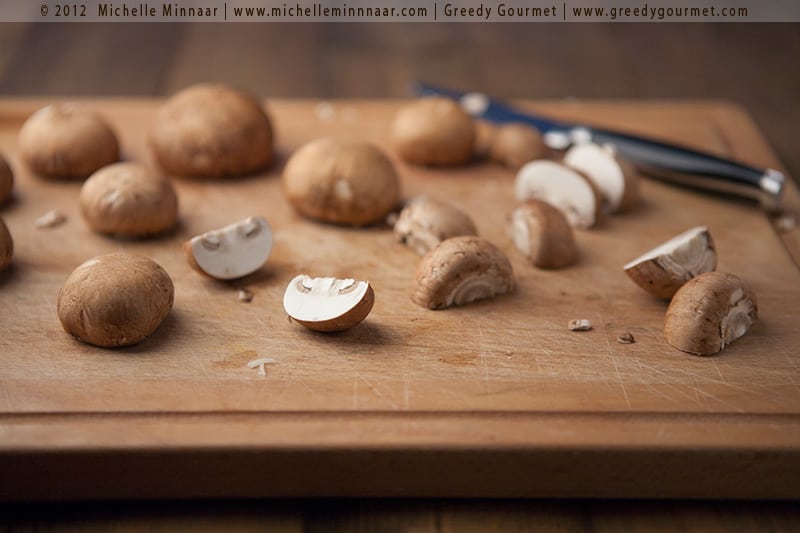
top-left (584, 127), bottom-right (785, 212)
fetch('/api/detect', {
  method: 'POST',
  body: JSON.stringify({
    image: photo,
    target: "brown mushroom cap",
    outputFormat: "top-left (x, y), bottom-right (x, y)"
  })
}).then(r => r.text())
top-left (490, 123), bottom-right (547, 170)
top-left (18, 104), bottom-right (119, 180)
top-left (391, 97), bottom-right (475, 166)
top-left (57, 253), bottom-right (174, 348)
top-left (0, 218), bottom-right (12, 272)
top-left (664, 271), bottom-right (758, 355)
top-left (0, 153), bottom-right (13, 204)
top-left (80, 162), bottom-right (179, 237)
top-left (394, 196), bottom-right (478, 255)
top-left (150, 83), bottom-right (273, 178)
top-left (508, 199), bottom-right (578, 269)
top-left (411, 235), bottom-right (515, 309)
top-left (282, 138), bottom-right (401, 226)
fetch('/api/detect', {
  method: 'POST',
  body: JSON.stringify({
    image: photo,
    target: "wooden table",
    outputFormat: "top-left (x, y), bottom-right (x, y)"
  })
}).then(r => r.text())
top-left (1, 98), bottom-right (799, 527)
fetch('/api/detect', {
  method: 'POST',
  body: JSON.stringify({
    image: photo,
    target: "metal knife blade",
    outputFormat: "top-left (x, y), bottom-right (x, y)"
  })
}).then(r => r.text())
top-left (413, 81), bottom-right (786, 212)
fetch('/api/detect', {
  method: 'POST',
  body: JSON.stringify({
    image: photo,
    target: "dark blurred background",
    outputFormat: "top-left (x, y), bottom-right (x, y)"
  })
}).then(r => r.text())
top-left (0, 23), bottom-right (798, 177)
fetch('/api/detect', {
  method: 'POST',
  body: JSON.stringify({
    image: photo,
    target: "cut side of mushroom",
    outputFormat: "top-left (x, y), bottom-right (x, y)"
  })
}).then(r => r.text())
top-left (514, 160), bottom-right (601, 230)
top-left (411, 235), bottom-right (515, 310)
top-left (393, 196), bottom-right (478, 255)
top-left (507, 200), bottom-right (578, 269)
top-left (185, 216), bottom-right (272, 280)
top-left (665, 271), bottom-right (758, 355)
top-left (624, 226), bottom-right (716, 299)
top-left (0, 153), bottom-right (13, 205)
top-left (283, 274), bottom-right (374, 332)
top-left (563, 142), bottom-right (640, 214)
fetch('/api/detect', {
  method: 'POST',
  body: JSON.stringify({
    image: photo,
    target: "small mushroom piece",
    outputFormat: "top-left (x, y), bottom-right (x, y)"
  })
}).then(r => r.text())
top-left (563, 142), bottom-right (640, 213)
top-left (283, 274), bottom-right (375, 332)
top-left (57, 253), bottom-right (174, 348)
top-left (18, 103), bottom-right (119, 179)
top-left (624, 226), bottom-right (716, 299)
top-left (515, 160), bottom-right (602, 229)
top-left (665, 272), bottom-right (758, 355)
top-left (35, 209), bottom-right (67, 230)
top-left (411, 235), bottom-right (515, 310)
top-left (0, 153), bottom-right (13, 204)
top-left (0, 218), bottom-right (12, 272)
top-left (283, 138), bottom-right (400, 226)
top-left (150, 83), bottom-right (273, 178)
top-left (508, 200), bottom-right (578, 269)
top-left (391, 97), bottom-right (475, 166)
top-left (184, 216), bottom-right (272, 280)
top-left (489, 123), bottom-right (547, 170)
top-left (80, 162), bottom-right (179, 237)
top-left (393, 196), bottom-right (478, 255)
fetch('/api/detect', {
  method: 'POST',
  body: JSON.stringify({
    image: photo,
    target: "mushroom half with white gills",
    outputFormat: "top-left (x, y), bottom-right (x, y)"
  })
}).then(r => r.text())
top-left (184, 216), bottom-right (272, 280)
top-left (514, 160), bottom-right (602, 230)
top-left (283, 274), bottom-right (375, 332)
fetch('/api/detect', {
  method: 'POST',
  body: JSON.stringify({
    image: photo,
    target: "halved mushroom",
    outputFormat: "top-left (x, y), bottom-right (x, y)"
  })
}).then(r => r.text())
top-left (515, 160), bottom-right (602, 229)
top-left (507, 200), bottom-right (578, 269)
top-left (184, 216), bottom-right (272, 280)
top-left (563, 142), bottom-right (640, 213)
top-left (283, 274), bottom-right (374, 332)
top-left (489, 123), bottom-right (547, 170)
top-left (393, 196), bottom-right (478, 255)
top-left (624, 226), bottom-right (716, 299)
top-left (411, 235), bottom-right (515, 310)
top-left (665, 271), bottom-right (758, 355)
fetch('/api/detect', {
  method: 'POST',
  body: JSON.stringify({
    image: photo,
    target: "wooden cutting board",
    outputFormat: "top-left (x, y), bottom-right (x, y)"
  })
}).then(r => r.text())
top-left (1, 99), bottom-right (799, 500)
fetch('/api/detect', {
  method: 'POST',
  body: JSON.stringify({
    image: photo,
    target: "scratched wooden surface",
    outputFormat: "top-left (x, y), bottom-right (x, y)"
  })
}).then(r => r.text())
top-left (0, 99), bottom-right (799, 500)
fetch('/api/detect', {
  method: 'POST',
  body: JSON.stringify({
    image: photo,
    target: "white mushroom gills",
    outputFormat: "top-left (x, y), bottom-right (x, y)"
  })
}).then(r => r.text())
top-left (189, 216), bottom-right (272, 280)
top-left (448, 275), bottom-right (503, 307)
top-left (720, 288), bottom-right (756, 349)
top-left (515, 160), bottom-right (597, 229)
top-left (283, 275), bottom-right (369, 323)
top-left (624, 226), bottom-right (715, 279)
top-left (564, 142), bottom-right (626, 213)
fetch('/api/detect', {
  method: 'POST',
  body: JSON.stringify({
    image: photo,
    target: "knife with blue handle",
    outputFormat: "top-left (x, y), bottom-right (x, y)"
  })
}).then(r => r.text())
top-left (413, 81), bottom-right (786, 212)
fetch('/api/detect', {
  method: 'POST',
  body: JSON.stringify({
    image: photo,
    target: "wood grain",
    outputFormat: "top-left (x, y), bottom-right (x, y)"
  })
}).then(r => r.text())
top-left (0, 99), bottom-right (798, 500)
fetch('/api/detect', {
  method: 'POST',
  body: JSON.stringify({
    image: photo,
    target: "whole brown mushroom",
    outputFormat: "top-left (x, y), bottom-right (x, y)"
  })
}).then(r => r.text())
top-left (150, 83), bottom-right (273, 178)
top-left (391, 97), bottom-right (475, 166)
top-left (80, 162), bottom-right (179, 237)
top-left (283, 138), bottom-right (400, 227)
top-left (18, 103), bottom-right (119, 180)
top-left (490, 123), bottom-right (547, 170)
top-left (57, 253), bottom-right (174, 348)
